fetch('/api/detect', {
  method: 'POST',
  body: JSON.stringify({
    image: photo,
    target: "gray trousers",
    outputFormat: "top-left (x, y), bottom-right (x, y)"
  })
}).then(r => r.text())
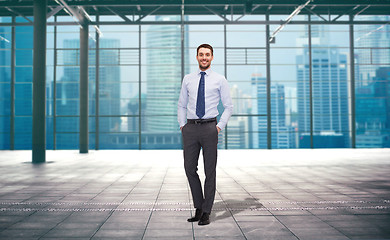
top-left (182, 121), bottom-right (218, 213)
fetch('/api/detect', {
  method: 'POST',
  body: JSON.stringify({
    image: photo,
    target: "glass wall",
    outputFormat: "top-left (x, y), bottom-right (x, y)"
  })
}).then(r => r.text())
top-left (141, 16), bottom-right (183, 149)
top-left (0, 14), bottom-right (389, 150)
top-left (98, 24), bottom-right (139, 149)
top-left (354, 16), bottom-right (390, 148)
top-left (14, 18), bottom-right (33, 149)
top-left (226, 23), bottom-right (266, 149)
top-left (310, 23), bottom-right (350, 148)
top-left (270, 20), bottom-right (306, 149)
top-left (0, 21), bottom-right (11, 149)
top-left (55, 24), bottom-right (80, 149)
top-left (46, 23), bottom-right (54, 150)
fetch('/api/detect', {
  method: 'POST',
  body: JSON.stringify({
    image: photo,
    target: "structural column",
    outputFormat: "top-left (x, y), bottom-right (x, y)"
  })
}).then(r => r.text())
top-left (95, 14), bottom-right (100, 150)
top-left (32, 0), bottom-right (47, 163)
top-left (265, 14), bottom-right (271, 149)
top-left (349, 15), bottom-right (356, 148)
top-left (308, 15), bottom-right (314, 148)
top-left (79, 19), bottom-right (89, 153)
top-left (10, 16), bottom-right (15, 150)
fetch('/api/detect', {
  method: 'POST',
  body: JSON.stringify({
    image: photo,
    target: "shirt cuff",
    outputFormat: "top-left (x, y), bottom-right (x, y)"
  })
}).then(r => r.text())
top-left (216, 122), bottom-right (225, 131)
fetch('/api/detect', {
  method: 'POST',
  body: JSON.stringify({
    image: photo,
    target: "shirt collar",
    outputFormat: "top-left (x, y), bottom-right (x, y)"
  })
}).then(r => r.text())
top-left (198, 68), bottom-right (212, 76)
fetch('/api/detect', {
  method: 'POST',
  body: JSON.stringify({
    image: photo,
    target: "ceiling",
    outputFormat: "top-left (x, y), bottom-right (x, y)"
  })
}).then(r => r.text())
top-left (0, 0), bottom-right (389, 19)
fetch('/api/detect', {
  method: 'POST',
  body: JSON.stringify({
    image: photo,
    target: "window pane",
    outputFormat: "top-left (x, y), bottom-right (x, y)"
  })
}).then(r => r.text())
top-left (14, 133), bottom-right (31, 149)
top-left (99, 133), bottom-right (139, 149)
top-left (56, 133), bottom-right (78, 149)
top-left (99, 117), bottom-right (139, 133)
top-left (15, 83), bottom-right (32, 115)
top-left (46, 116), bottom-right (54, 149)
top-left (0, 133), bottom-right (10, 149)
top-left (56, 117), bottom-right (79, 133)
top-left (0, 83), bottom-right (11, 115)
top-left (0, 117), bottom-right (10, 133)
top-left (15, 117), bottom-right (32, 149)
top-left (99, 25), bottom-right (139, 48)
top-left (227, 116), bottom-right (267, 149)
top-left (141, 117), bottom-right (181, 149)
top-left (0, 50), bottom-right (11, 65)
top-left (15, 67), bottom-right (32, 82)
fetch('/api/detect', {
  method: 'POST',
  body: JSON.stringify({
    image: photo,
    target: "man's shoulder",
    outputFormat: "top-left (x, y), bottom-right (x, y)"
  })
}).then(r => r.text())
top-left (209, 70), bottom-right (227, 82)
top-left (183, 71), bottom-right (198, 80)
top-left (210, 70), bottom-right (225, 79)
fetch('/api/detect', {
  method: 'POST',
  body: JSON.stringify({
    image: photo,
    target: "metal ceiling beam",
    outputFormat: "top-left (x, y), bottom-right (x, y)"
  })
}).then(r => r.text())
top-left (5, 6), bottom-right (32, 22)
top-left (106, 6), bottom-right (132, 22)
top-left (2, 19), bottom-right (390, 27)
top-left (0, 0), bottom-right (389, 8)
top-left (136, 5), bottom-right (163, 22)
top-left (304, 6), bottom-right (328, 22)
top-left (92, 19), bottom-right (390, 26)
top-left (203, 5), bottom-right (229, 21)
top-left (331, 5), bottom-right (360, 22)
top-left (46, 5), bottom-right (63, 19)
top-left (56, 0), bottom-right (84, 23)
top-left (1, 5), bottom-right (390, 17)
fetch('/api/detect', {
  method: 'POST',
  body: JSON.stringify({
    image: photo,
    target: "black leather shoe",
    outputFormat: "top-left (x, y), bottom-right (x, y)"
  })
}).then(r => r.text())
top-left (187, 208), bottom-right (202, 222)
top-left (198, 212), bottom-right (210, 225)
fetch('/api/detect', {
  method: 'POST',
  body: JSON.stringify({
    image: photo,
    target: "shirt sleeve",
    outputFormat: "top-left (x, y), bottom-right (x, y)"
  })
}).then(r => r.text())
top-left (177, 78), bottom-right (188, 128)
top-left (217, 78), bottom-right (233, 130)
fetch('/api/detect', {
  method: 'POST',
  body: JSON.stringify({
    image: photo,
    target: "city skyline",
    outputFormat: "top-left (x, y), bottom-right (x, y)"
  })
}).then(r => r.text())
top-left (0, 16), bottom-right (389, 149)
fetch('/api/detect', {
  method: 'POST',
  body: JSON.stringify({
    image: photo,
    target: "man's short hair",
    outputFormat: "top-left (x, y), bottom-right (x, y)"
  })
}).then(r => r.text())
top-left (197, 44), bottom-right (213, 56)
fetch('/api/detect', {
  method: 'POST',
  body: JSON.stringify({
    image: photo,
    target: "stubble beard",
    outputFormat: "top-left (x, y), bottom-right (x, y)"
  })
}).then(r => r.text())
top-left (199, 62), bottom-right (210, 71)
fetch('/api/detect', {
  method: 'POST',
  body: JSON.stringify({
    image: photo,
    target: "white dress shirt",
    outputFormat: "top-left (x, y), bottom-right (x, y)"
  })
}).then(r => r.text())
top-left (178, 68), bottom-right (233, 130)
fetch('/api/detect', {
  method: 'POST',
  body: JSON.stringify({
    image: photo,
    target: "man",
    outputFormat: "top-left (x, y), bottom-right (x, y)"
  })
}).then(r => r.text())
top-left (177, 44), bottom-right (233, 225)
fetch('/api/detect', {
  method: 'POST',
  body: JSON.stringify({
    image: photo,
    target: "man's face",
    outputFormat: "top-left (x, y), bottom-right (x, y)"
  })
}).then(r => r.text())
top-left (196, 48), bottom-right (213, 71)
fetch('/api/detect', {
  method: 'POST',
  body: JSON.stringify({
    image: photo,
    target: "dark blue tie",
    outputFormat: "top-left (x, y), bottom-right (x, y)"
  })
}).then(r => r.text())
top-left (196, 72), bottom-right (206, 119)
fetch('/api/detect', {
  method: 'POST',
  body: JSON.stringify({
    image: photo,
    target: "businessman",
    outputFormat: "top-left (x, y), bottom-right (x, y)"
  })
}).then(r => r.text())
top-left (178, 44), bottom-right (233, 225)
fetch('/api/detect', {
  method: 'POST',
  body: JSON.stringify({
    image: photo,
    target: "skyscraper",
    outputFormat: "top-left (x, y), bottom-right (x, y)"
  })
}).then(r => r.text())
top-left (251, 74), bottom-right (266, 148)
top-left (251, 73), bottom-right (294, 148)
top-left (145, 16), bottom-right (189, 134)
top-left (354, 16), bottom-right (390, 148)
top-left (297, 46), bottom-right (349, 147)
top-left (356, 67), bottom-right (390, 147)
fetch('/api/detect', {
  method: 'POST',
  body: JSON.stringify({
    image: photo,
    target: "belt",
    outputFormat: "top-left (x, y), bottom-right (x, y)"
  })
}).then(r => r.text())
top-left (187, 117), bottom-right (217, 124)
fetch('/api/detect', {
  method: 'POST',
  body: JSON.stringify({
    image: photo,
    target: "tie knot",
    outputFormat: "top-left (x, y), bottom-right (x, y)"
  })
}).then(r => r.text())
top-left (200, 72), bottom-right (206, 76)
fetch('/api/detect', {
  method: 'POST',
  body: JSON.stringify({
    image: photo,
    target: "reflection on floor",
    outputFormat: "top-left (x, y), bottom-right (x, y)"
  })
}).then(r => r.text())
top-left (0, 149), bottom-right (389, 240)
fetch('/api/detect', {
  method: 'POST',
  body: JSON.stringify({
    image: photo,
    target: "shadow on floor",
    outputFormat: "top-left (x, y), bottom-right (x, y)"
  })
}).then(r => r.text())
top-left (212, 198), bottom-right (264, 221)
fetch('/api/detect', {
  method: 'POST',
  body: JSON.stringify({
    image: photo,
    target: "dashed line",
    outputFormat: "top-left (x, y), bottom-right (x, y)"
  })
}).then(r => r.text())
top-left (0, 200), bottom-right (389, 212)
top-left (0, 206), bottom-right (389, 212)
top-left (0, 199), bottom-right (388, 206)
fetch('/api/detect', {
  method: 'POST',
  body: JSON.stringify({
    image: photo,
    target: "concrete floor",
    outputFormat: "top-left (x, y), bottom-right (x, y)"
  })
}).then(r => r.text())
top-left (0, 149), bottom-right (389, 240)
